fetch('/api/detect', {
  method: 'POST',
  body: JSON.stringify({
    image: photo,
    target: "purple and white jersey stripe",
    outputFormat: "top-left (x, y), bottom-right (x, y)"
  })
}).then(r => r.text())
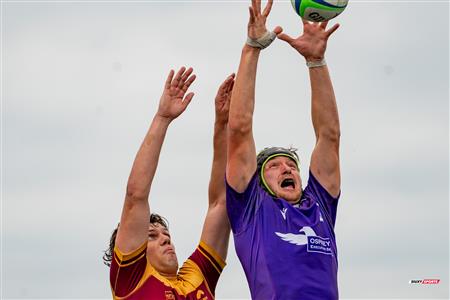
top-left (226, 170), bottom-right (339, 300)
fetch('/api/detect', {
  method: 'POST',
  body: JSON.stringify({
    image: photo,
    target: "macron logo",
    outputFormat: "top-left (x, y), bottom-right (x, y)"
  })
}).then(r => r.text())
top-left (280, 208), bottom-right (288, 220)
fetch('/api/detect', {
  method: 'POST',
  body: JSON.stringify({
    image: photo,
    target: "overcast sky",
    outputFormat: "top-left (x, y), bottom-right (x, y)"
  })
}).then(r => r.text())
top-left (2, 0), bottom-right (449, 299)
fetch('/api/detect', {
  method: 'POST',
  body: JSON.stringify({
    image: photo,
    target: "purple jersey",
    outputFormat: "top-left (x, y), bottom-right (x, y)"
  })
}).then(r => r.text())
top-left (226, 170), bottom-right (339, 299)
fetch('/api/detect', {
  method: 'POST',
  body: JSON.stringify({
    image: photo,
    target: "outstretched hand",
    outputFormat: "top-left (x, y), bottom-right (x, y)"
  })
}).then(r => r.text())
top-left (247, 0), bottom-right (282, 40)
top-left (277, 20), bottom-right (339, 61)
top-left (157, 67), bottom-right (196, 121)
top-left (215, 73), bottom-right (235, 124)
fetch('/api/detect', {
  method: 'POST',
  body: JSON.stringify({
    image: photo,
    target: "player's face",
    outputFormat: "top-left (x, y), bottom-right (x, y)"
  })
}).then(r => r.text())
top-left (146, 223), bottom-right (178, 276)
top-left (263, 156), bottom-right (302, 203)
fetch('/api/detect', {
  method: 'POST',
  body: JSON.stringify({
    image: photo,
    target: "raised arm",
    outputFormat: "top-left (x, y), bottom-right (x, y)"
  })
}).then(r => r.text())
top-left (278, 21), bottom-right (341, 197)
top-left (227, 0), bottom-right (281, 192)
top-left (115, 67), bottom-right (196, 253)
top-left (200, 74), bottom-right (235, 259)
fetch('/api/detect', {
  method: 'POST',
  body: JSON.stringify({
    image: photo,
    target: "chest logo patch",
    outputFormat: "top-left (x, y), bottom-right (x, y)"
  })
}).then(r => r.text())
top-left (280, 208), bottom-right (288, 220)
top-left (165, 291), bottom-right (175, 300)
top-left (275, 226), bottom-right (333, 255)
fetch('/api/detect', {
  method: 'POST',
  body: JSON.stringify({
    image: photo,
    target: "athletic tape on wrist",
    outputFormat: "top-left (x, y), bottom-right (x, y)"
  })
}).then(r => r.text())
top-left (306, 59), bottom-right (327, 68)
top-left (246, 31), bottom-right (277, 49)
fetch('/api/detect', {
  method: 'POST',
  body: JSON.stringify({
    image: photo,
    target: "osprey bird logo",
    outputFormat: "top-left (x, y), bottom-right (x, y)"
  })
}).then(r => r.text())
top-left (275, 226), bottom-right (333, 255)
top-left (275, 226), bottom-right (316, 245)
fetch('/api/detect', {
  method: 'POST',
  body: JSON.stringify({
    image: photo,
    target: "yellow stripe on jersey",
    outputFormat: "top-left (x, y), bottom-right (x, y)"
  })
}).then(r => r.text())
top-left (113, 264), bottom-right (156, 300)
top-left (199, 241), bottom-right (226, 270)
top-left (114, 252), bottom-right (146, 268)
top-left (114, 259), bottom-right (206, 299)
top-left (114, 242), bottom-right (147, 262)
top-left (113, 243), bottom-right (225, 299)
top-left (182, 258), bottom-right (215, 298)
top-left (169, 259), bottom-right (206, 294)
top-left (197, 249), bottom-right (221, 274)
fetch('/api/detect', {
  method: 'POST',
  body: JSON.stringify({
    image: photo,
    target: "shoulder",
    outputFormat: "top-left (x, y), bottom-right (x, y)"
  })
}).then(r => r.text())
top-left (226, 171), bottom-right (260, 198)
top-left (189, 242), bottom-right (226, 275)
top-left (304, 170), bottom-right (340, 202)
top-left (177, 242), bottom-right (226, 296)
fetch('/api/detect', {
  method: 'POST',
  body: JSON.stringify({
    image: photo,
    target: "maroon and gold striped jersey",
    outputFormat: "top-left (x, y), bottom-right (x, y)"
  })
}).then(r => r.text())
top-left (110, 241), bottom-right (226, 300)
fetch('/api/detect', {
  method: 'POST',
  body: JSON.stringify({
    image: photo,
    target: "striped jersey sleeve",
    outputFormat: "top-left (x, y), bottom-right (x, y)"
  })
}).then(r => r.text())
top-left (187, 241), bottom-right (226, 294)
top-left (110, 242), bottom-right (147, 298)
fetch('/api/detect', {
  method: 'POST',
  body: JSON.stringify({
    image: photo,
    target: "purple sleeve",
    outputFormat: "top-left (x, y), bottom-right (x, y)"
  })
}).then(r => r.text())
top-left (304, 170), bottom-right (340, 227)
top-left (225, 173), bottom-right (263, 234)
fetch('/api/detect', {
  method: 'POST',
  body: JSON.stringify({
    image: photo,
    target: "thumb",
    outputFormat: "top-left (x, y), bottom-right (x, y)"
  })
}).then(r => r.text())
top-left (273, 26), bottom-right (283, 35)
top-left (277, 32), bottom-right (294, 44)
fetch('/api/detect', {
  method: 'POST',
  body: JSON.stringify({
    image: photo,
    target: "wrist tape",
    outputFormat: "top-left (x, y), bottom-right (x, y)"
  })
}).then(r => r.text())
top-left (306, 58), bottom-right (327, 68)
top-left (246, 31), bottom-right (277, 49)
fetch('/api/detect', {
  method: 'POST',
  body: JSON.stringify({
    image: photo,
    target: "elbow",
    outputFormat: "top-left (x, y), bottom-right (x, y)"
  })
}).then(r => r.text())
top-left (209, 196), bottom-right (227, 210)
top-left (208, 188), bottom-right (226, 207)
top-left (125, 181), bottom-right (148, 203)
top-left (228, 114), bottom-right (253, 136)
top-left (319, 128), bottom-right (341, 144)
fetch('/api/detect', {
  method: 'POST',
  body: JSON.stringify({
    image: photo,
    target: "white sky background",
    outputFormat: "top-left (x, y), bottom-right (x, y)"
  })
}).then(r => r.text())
top-left (2, 0), bottom-right (449, 299)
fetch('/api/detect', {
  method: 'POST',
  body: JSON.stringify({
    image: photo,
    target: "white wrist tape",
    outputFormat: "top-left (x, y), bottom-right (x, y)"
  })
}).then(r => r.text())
top-left (306, 58), bottom-right (327, 68)
top-left (246, 31), bottom-right (277, 49)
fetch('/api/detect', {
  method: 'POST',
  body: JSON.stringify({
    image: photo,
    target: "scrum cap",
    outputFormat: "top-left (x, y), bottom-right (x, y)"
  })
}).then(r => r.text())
top-left (256, 147), bottom-right (299, 196)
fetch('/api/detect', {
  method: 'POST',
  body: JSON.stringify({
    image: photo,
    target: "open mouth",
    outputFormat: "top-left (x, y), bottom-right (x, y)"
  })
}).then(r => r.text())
top-left (280, 178), bottom-right (295, 190)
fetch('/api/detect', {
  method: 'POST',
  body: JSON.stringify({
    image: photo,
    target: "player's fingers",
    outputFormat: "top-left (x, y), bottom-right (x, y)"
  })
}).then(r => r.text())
top-left (228, 72), bottom-right (236, 81)
top-left (179, 67), bottom-right (193, 89)
top-left (325, 23), bottom-right (340, 38)
top-left (227, 78), bottom-right (235, 94)
top-left (262, 0), bottom-right (273, 17)
top-left (173, 66), bottom-right (186, 86)
top-left (217, 74), bottom-right (234, 97)
top-left (254, 0), bottom-right (261, 15)
top-left (183, 92), bottom-right (195, 107)
top-left (223, 94), bottom-right (231, 111)
top-left (320, 21), bottom-right (328, 30)
top-left (165, 69), bottom-right (174, 89)
top-left (277, 33), bottom-right (294, 44)
top-left (182, 74), bottom-right (196, 92)
top-left (251, 0), bottom-right (257, 15)
top-left (218, 78), bottom-right (229, 94)
top-left (180, 67), bottom-right (193, 83)
top-left (226, 73), bottom-right (235, 82)
top-left (224, 73), bottom-right (235, 86)
top-left (273, 26), bottom-right (283, 35)
top-left (249, 6), bottom-right (255, 23)
top-left (225, 74), bottom-right (235, 93)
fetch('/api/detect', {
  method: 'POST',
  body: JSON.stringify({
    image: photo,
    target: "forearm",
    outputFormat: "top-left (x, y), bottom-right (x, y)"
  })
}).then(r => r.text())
top-left (201, 120), bottom-right (230, 260)
top-left (126, 114), bottom-right (172, 201)
top-left (226, 45), bottom-right (259, 192)
top-left (208, 120), bottom-right (227, 204)
top-left (310, 66), bottom-right (340, 141)
top-left (116, 114), bottom-right (171, 253)
top-left (228, 45), bottom-right (261, 132)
